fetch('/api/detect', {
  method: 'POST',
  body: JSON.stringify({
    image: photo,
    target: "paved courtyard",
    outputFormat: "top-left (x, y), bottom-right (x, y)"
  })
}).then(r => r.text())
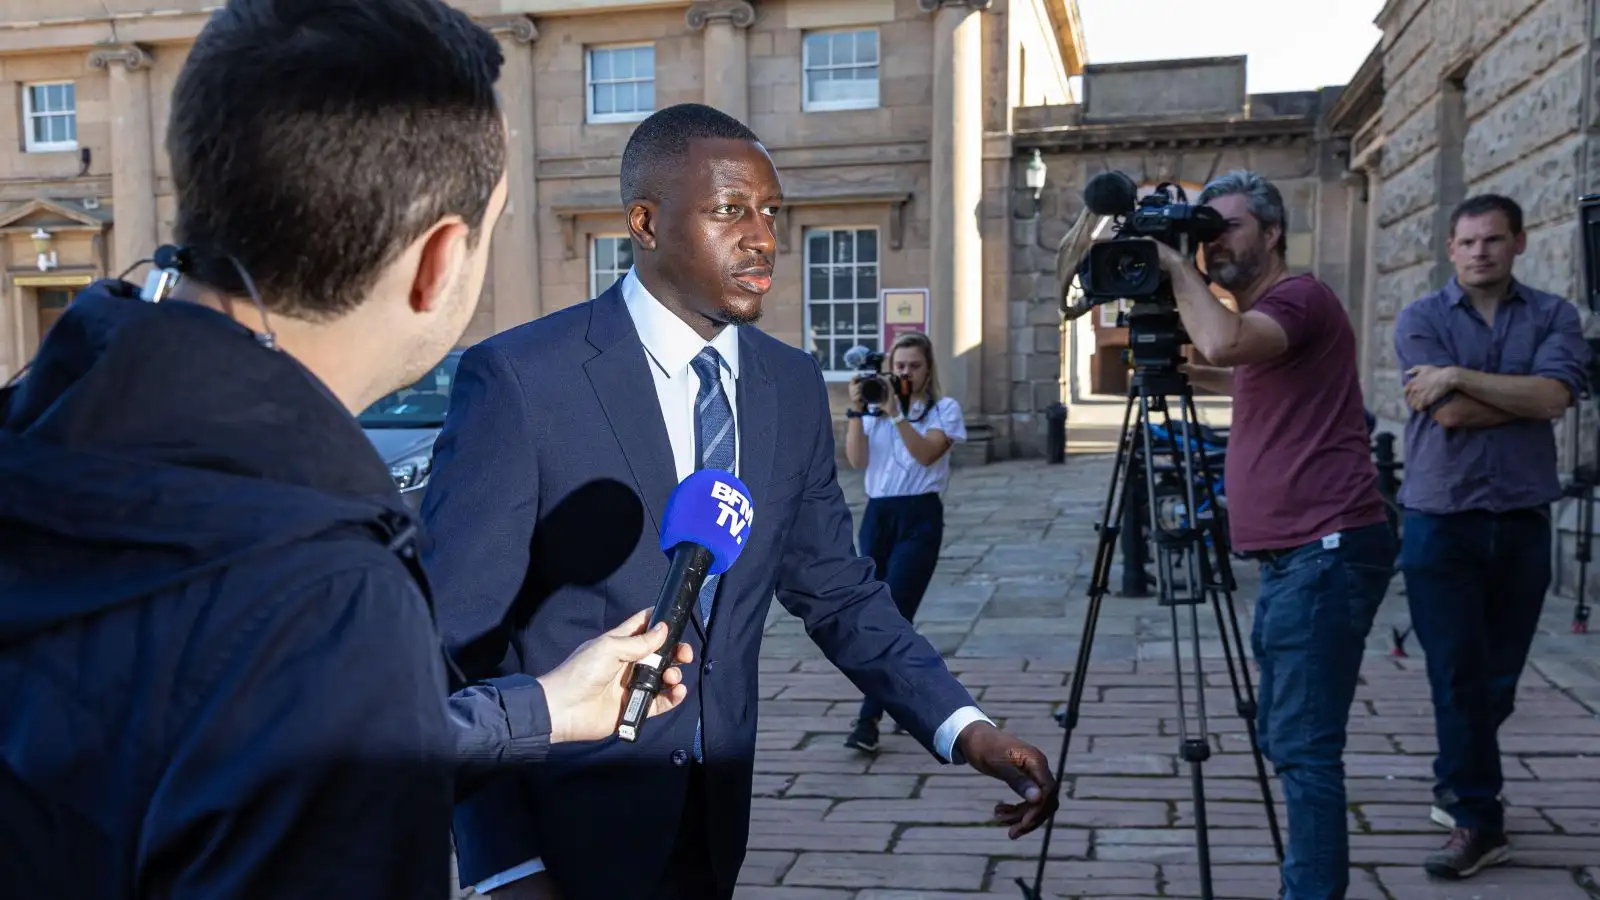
top-left (739, 451), bottom-right (1600, 900)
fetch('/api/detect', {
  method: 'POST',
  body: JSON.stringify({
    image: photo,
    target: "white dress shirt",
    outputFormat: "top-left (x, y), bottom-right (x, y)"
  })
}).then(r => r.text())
top-left (475, 268), bottom-right (991, 893)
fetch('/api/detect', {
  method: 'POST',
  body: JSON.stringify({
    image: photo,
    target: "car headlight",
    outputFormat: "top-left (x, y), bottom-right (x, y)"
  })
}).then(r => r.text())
top-left (389, 454), bottom-right (433, 492)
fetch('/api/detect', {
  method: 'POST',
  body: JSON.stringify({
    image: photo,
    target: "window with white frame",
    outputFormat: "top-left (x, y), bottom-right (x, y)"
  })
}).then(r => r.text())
top-left (586, 44), bottom-right (655, 124)
top-left (802, 30), bottom-right (879, 112)
top-left (23, 82), bottom-right (77, 153)
top-left (804, 227), bottom-right (880, 374)
top-left (590, 235), bottom-right (634, 297)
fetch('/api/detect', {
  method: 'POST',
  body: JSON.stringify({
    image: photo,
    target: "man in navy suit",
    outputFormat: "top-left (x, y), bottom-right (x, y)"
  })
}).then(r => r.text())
top-left (421, 103), bottom-right (1058, 900)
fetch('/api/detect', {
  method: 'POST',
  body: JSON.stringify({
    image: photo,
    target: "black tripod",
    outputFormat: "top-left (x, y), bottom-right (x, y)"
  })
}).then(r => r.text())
top-left (1018, 364), bottom-right (1284, 900)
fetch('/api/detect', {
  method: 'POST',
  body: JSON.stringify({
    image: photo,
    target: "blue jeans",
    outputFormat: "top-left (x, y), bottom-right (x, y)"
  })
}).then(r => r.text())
top-left (1251, 521), bottom-right (1397, 900)
top-left (856, 493), bottom-right (944, 722)
top-left (1400, 506), bottom-right (1550, 835)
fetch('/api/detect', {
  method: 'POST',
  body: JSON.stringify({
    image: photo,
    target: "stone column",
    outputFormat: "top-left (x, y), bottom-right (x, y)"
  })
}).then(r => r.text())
top-left (687, 1), bottom-right (755, 121)
top-left (89, 44), bottom-right (157, 275)
top-left (922, 0), bottom-right (988, 436)
top-left (483, 15), bottom-right (543, 330)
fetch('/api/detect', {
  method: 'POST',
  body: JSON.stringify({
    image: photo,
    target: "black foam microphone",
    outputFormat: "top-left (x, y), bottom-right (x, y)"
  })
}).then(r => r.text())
top-left (1083, 170), bottom-right (1138, 217)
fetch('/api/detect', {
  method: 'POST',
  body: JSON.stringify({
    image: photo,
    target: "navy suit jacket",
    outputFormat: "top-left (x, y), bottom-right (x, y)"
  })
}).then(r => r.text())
top-left (420, 284), bottom-right (978, 899)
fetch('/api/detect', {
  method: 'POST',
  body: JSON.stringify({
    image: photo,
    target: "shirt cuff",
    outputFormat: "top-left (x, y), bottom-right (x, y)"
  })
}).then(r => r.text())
top-left (934, 705), bottom-right (994, 765)
top-left (473, 857), bottom-right (545, 894)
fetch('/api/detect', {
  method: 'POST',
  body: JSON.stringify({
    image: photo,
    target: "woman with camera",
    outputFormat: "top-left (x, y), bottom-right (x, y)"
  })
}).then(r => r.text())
top-left (842, 331), bottom-right (965, 753)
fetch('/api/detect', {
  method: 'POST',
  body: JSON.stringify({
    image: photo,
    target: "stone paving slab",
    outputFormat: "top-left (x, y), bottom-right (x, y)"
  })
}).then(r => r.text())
top-left (741, 456), bottom-right (1600, 899)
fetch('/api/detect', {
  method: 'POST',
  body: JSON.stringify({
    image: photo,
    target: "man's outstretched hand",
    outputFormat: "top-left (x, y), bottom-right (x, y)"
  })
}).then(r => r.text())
top-left (535, 607), bottom-right (693, 744)
top-left (956, 722), bottom-right (1059, 838)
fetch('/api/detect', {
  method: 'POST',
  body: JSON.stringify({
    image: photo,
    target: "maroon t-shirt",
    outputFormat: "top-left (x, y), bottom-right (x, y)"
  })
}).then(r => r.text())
top-left (1224, 274), bottom-right (1386, 552)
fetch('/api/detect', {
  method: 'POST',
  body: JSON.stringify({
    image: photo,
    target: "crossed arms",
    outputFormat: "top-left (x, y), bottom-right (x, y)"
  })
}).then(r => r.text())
top-left (1394, 301), bottom-right (1588, 429)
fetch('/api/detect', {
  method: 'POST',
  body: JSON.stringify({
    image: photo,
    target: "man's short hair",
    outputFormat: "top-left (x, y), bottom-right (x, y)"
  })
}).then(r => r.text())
top-left (619, 103), bottom-right (761, 206)
top-left (1198, 170), bottom-right (1289, 255)
top-left (168, 0), bottom-right (507, 321)
top-left (1449, 194), bottom-right (1524, 237)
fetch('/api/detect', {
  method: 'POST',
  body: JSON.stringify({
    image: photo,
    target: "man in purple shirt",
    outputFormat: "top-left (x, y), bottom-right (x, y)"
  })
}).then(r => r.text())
top-left (1393, 193), bottom-right (1590, 880)
top-left (1148, 170), bottom-right (1395, 900)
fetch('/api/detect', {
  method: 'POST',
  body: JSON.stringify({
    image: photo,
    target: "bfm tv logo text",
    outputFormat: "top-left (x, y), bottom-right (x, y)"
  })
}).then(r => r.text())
top-left (711, 480), bottom-right (753, 546)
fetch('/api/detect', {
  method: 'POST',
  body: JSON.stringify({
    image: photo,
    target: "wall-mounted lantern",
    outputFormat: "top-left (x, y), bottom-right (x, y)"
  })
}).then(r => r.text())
top-left (31, 228), bottom-right (57, 272)
top-left (1024, 149), bottom-right (1048, 216)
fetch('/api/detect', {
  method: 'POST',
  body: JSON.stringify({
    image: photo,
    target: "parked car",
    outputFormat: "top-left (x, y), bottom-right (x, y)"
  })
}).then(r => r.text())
top-left (358, 349), bottom-right (463, 509)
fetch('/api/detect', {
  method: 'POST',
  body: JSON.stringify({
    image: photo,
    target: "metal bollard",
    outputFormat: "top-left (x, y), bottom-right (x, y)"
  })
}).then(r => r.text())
top-left (1045, 402), bottom-right (1067, 464)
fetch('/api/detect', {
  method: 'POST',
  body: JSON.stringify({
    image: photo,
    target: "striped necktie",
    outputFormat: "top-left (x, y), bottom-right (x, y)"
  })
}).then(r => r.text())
top-left (688, 346), bottom-right (734, 762)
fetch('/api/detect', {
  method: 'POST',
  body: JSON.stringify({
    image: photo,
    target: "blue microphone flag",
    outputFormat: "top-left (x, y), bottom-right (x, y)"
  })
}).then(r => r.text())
top-left (659, 469), bottom-right (754, 577)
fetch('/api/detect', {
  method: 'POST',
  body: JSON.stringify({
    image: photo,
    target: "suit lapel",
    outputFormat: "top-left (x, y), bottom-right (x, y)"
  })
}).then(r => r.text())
top-left (583, 285), bottom-right (677, 537)
top-left (735, 329), bottom-right (777, 549)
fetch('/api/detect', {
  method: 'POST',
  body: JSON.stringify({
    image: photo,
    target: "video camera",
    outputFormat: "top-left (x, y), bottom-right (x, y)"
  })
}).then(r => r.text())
top-left (1065, 171), bottom-right (1228, 373)
top-left (843, 345), bottom-right (910, 411)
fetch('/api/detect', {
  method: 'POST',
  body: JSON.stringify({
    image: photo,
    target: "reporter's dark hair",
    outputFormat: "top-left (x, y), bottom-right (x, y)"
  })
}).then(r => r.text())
top-left (168, 0), bottom-right (507, 321)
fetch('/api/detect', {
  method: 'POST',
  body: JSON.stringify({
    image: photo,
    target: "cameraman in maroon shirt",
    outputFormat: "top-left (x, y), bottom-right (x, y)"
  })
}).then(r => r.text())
top-left (1140, 170), bottom-right (1394, 900)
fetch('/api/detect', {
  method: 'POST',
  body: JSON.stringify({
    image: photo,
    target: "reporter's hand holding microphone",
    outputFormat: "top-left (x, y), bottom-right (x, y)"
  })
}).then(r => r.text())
top-left (535, 608), bottom-right (694, 744)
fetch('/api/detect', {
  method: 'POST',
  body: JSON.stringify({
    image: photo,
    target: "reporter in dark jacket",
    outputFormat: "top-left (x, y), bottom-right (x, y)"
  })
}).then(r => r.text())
top-left (0, 2), bottom-right (686, 898)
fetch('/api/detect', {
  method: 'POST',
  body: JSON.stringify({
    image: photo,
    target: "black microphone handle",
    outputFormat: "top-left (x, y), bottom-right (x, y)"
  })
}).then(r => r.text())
top-left (616, 541), bottom-right (714, 742)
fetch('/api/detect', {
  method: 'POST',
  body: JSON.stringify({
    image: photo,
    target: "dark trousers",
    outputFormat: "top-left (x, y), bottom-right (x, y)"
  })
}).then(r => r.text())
top-left (1250, 520), bottom-right (1397, 900)
top-left (1400, 506), bottom-right (1551, 835)
top-left (856, 492), bottom-right (944, 722)
top-left (650, 764), bottom-right (726, 900)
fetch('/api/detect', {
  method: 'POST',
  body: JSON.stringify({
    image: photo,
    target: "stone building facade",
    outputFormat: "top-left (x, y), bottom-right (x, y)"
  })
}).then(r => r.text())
top-left (0, 0), bottom-right (1093, 467)
top-left (1322, 0), bottom-right (1600, 594)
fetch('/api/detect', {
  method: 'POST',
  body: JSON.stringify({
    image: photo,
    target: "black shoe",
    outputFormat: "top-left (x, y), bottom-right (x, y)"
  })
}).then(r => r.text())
top-left (1423, 828), bottom-right (1511, 879)
top-left (844, 718), bottom-right (880, 753)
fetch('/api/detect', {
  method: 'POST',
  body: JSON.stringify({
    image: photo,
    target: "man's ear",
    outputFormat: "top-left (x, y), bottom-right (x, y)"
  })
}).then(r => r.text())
top-left (628, 201), bottom-right (658, 253)
top-left (409, 219), bottom-right (472, 313)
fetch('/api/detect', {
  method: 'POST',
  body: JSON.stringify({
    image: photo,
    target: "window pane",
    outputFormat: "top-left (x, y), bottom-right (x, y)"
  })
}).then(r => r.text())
top-left (831, 340), bottom-right (851, 371)
top-left (805, 33), bottom-right (829, 67)
top-left (812, 304), bottom-right (831, 334)
top-left (593, 83), bottom-right (615, 115)
top-left (64, 114), bottom-right (76, 142)
top-left (617, 82), bottom-right (638, 113)
top-left (636, 46), bottom-right (655, 75)
top-left (806, 232), bottom-right (829, 264)
top-left (808, 266), bottom-right (831, 300)
top-left (805, 70), bottom-right (829, 104)
top-left (859, 264), bottom-right (878, 299)
top-left (833, 33), bottom-right (855, 66)
top-left (833, 230), bottom-right (853, 264)
top-left (858, 300), bottom-right (879, 332)
top-left (62, 83), bottom-right (75, 109)
top-left (596, 239), bottom-right (614, 270)
top-left (859, 335), bottom-right (879, 354)
top-left (614, 49), bottom-right (635, 79)
top-left (833, 305), bottom-right (854, 333)
top-left (833, 268), bottom-right (852, 300)
top-left (30, 117), bottom-right (47, 145)
top-left (616, 239), bottom-right (634, 269)
top-left (49, 116), bottom-right (68, 144)
top-left (857, 32), bottom-right (878, 64)
top-left (637, 80), bottom-right (655, 112)
top-left (855, 230), bottom-right (877, 263)
top-left (592, 50), bottom-right (612, 81)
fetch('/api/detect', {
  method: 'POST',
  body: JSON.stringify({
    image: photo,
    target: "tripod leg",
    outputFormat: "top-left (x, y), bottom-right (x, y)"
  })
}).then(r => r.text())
top-left (1176, 385), bottom-right (1286, 864)
top-left (1143, 388), bottom-right (1214, 900)
top-left (1018, 391), bottom-right (1142, 900)
top-left (1575, 485), bottom-right (1592, 634)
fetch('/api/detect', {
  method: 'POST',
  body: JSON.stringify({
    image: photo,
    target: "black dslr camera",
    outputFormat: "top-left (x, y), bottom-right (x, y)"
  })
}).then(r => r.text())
top-left (1074, 172), bottom-right (1228, 372)
top-left (845, 345), bottom-right (910, 411)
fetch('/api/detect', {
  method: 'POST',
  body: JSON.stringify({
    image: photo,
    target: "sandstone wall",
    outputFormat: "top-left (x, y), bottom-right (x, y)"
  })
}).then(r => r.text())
top-left (1368, 0), bottom-right (1596, 437)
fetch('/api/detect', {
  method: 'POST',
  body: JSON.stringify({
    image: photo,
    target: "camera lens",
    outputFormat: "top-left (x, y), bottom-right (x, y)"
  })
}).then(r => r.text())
top-left (861, 377), bottom-right (886, 405)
